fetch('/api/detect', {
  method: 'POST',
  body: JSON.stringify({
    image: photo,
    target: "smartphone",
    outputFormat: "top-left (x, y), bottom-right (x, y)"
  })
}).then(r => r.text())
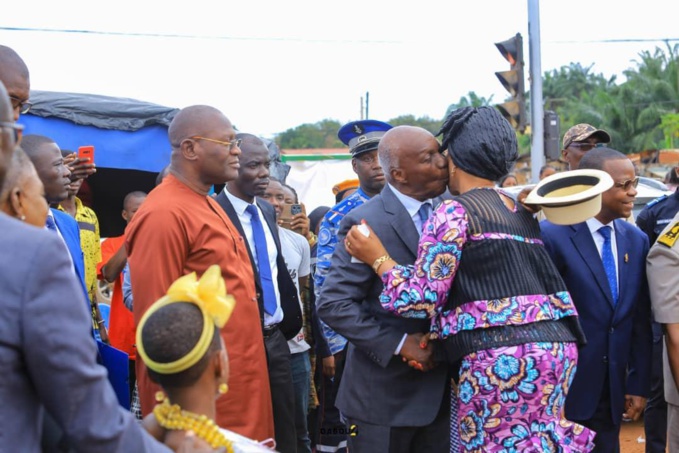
top-left (78, 145), bottom-right (95, 163)
top-left (280, 203), bottom-right (305, 233)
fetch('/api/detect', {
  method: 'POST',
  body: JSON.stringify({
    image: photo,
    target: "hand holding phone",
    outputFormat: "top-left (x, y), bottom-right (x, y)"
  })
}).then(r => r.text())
top-left (78, 145), bottom-right (95, 163)
top-left (69, 145), bottom-right (97, 181)
top-left (280, 203), bottom-right (307, 235)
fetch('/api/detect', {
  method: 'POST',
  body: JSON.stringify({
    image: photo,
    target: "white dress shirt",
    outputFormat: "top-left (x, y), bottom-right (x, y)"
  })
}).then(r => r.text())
top-left (586, 217), bottom-right (619, 289)
top-left (224, 190), bottom-right (283, 326)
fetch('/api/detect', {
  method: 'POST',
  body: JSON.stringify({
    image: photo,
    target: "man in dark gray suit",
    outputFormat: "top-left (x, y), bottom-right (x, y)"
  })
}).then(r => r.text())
top-left (317, 126), bottom-right (451, 453)
top-left (0, 62), bottom-right (201, 452)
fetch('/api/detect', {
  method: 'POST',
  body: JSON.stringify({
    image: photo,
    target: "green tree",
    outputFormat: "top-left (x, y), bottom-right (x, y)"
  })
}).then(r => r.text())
top-left (276, 119), bottom-right (344, 149)
top-left (444, 92), bottom-right (494, 117)
top-left (660, 113), bottom-right (679, 148)
top-left (387, 115), bottom-right (442, 135)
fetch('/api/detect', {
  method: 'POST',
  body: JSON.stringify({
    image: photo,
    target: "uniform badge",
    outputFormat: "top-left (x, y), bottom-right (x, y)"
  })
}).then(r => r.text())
top-left (658, 221), bottom-right (679, 248)
top-left (318, 228), bottom-right (332, 246)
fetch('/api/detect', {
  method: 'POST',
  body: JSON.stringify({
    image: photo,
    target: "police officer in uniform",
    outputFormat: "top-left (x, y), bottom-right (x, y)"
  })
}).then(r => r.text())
top-left (647, 212), bottom-right (679, 452)
top-left (637, 165), bottom-right (679, 453)
top-left (313, 119), bottom-right (392, 452)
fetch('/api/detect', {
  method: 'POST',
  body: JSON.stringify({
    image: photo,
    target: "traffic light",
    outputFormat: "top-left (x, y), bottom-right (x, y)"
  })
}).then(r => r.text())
top-left (495, 33), bottom-right (527, 133)
top-left (544, 110), bottom-right (561, 160)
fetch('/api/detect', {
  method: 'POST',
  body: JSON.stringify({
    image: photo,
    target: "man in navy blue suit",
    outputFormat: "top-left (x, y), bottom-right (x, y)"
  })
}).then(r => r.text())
top-left (541, 147), bottom-right (652, 452)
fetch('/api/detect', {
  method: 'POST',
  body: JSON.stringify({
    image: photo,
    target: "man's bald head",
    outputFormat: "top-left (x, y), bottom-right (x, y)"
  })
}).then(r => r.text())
top-left (0, 46), bottom-right (30, 122)
top-left (168, 105), bottom-right (230, 147)
top-left (167, 105), bottom-right (241, 192)
top-left (377, 125), bottom-right (448, 200)
top-left (378, 126), bottom-right (430, 182)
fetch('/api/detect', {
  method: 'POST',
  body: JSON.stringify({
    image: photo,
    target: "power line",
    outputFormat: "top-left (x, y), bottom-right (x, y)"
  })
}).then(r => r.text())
top-left (0, 26), bottom-right (401, 45)
top-left (552, 38), bottom-right (679, 44)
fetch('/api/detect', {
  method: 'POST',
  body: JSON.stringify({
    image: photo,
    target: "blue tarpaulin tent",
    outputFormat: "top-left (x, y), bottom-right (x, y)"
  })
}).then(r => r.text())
top-left (19, 90), bottom-right (290, 237)
top-left (21, 90), bottom-right (178, 172)
top-left (19, 90), bottom-right (178, 237)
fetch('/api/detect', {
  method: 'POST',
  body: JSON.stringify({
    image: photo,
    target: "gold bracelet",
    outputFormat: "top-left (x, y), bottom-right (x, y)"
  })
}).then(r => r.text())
top-left (372, 254), bottom-right (392, 273)
top-left (307, 232), bottom-right (318, 247)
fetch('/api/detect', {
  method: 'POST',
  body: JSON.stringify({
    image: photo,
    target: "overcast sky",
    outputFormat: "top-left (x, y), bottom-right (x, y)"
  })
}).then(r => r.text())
top-left (2, 0), bottom-right (678, 138)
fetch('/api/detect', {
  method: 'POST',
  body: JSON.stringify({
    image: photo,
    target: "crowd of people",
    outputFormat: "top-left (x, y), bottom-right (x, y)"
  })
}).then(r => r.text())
top-left (1, 41), bottom-right (679, 453)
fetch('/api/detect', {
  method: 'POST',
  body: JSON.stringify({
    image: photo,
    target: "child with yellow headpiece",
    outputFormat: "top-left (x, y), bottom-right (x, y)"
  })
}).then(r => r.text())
top-left (138, 265), bottom-right (274, 452)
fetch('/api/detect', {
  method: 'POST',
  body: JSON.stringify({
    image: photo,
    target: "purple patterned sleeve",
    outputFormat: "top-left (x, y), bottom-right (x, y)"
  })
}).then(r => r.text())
top-left (379, 200), bottom-right (468, 319)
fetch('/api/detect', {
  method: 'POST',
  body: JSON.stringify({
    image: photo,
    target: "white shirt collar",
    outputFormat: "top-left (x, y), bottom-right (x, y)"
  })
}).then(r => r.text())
top-left (586, 217), bottom-right (616, 236)
top-left (223, 187), bottom-right (252, 215)
top-left (388, 183), bottom-right (432, 218)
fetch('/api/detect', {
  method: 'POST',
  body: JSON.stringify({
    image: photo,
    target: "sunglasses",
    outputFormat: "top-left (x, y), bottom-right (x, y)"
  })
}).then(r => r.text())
top-left (613, 177), bottom-right (639, 191)
top-left (0, 121), bottom-right (24, 145)
top-left (9, 96), bottom-right (32, 115)
top-left (567, 142), bottom-right (606, 152)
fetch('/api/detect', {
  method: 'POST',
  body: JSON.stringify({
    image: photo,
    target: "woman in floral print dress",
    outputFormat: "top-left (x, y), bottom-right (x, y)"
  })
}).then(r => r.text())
top-left (345, 107), bottom-right (595, 452)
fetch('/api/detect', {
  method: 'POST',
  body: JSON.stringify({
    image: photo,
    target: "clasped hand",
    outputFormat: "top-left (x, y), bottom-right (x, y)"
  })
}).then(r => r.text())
top-left (399, 332), bottom-right (436, 372)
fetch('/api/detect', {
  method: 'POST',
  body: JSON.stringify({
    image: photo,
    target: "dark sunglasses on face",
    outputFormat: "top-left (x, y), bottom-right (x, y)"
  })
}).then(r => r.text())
top-left (0, 121), bottom-right (24, 144)
top-left (613, 177), bottom-right (639, 191)
top-left (568, 142), bottom-right (606, 152)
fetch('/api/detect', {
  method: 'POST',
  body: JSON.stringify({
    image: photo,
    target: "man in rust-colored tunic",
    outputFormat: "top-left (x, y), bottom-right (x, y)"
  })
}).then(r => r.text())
top-left (125, 105), bottom-right (274, 442)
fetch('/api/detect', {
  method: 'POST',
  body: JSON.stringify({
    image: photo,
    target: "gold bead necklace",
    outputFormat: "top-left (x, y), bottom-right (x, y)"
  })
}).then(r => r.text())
top-left (153, 395), bottom-right (234, 452)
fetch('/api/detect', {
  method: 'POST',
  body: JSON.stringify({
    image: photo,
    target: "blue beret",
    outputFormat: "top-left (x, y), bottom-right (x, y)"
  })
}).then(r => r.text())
top-left (338, 120), bottom-right (393, 157)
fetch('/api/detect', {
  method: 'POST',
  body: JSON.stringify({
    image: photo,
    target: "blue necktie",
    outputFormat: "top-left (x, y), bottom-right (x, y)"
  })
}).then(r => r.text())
top-left (417, 202), bottom-right (432, 232)
top-left (45, 216), bottom-right (58, 233)
top-left (246, 204), bottom-right (277, 315)
top-left (598, 226), bottom-right (618, 304)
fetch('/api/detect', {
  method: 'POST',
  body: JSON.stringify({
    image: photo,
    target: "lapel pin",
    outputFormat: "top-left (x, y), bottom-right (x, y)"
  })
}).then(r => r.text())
top-left (624, 253), bottom-right (629, 263)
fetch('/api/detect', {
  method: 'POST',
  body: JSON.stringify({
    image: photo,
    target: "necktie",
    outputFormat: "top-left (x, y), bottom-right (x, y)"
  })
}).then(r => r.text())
top-left (417, 202), bottom-right (432, 232)
top-left (245, 204), bottom-right (277, 315)
top-left (45, 216), bottom-right (58, 233)
top-left (598, 226), bottom-right (618, 304)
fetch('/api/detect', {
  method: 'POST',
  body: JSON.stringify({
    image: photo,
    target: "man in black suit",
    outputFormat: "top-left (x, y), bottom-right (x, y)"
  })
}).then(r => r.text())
top-left (214, 133), bottom-right (301, 453)
top-left (317, 126), bottom-right (451, 452)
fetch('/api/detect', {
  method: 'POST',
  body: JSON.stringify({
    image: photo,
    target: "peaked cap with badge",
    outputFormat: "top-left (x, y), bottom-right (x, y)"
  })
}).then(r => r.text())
top-left (338, 119), bottom-right (393, 157)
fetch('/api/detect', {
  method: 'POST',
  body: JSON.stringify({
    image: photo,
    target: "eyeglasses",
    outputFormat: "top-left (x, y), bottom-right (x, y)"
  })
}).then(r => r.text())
top-left (568, 142), bottom-right (605, 152)
top-left (613, 177), bottom-right (639, 191)
top-left (9, 96), bottom-right (32, 115)
top-left (190, 136), bottom-right (242, 151)
top-left (0, 121), bottom-right (24, 144)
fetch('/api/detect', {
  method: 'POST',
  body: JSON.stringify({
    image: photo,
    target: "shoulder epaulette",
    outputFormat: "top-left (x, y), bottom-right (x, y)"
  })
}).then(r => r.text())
top-left (658, 221), bottom-right (679, 248)
top-left (646, 194), bottom-right (669, 208)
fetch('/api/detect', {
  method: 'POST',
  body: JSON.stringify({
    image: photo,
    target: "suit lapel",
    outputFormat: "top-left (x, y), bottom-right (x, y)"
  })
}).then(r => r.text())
top-left (570, 222), bottom-right (615, 308)
top-left (382, 186), bottom-right (419, 258)
top-left (52, 209), bottom-right (90, 304)
top-left (257, 199), bottom-right (283, 254)
top-left (214, 191), bottom-right (259, 281)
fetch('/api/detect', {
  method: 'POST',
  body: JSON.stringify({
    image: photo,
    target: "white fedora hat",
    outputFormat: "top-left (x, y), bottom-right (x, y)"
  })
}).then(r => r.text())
top-left (524, 169), bottom-right (614, 225)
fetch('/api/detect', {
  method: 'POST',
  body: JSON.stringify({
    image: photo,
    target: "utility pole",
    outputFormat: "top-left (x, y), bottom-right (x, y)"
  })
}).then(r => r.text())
top-left (528, 0), bottom-right (545, 183)
top-left (365, 91), bottom-right (370, 119)
top-left (360, 96), bottom-right (364, 120)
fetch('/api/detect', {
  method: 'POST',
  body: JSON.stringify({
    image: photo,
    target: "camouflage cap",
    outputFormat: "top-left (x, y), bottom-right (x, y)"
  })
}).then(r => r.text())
top-left (562, 123), bottom-right (611, 149)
